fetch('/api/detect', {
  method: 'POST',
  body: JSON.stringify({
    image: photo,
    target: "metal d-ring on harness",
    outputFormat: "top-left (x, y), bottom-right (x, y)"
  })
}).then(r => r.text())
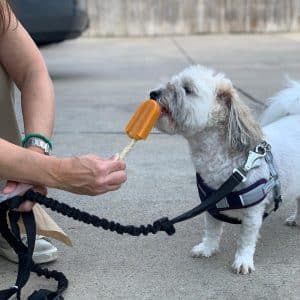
top-left (0, 141), bottom-right (281, 300)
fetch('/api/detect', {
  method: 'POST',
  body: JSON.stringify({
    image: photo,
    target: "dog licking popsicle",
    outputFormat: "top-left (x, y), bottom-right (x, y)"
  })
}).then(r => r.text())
top-left (120, 65), bottom-right (300, 275)
top-left (149, 65), bottom-right (300, 274)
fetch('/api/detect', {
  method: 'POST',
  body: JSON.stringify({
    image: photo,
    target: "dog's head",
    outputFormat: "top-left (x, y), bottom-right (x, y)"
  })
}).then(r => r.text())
top-left (151, 65), bottom-right (262, 151)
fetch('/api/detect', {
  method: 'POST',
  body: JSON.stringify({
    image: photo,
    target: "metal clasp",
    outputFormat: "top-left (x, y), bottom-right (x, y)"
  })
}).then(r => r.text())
top-left (243, 141), bottom-right (271, 172)
top-left (255, 141), bottom-right (271, 154)
top-left (233, 141), bottom-right (271, 182)
top-left (243, 150), bottom-right (266, 172)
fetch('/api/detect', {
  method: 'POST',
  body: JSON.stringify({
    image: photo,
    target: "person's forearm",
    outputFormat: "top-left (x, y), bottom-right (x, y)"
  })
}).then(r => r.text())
top-left (20, 66), bottom-right (55, 137)
top-left (0, 138), bottom-right (60, 187)
top-left (0, 138), bottom-right (127, 196)
top-left (0, 14), bottom-right (55, 138)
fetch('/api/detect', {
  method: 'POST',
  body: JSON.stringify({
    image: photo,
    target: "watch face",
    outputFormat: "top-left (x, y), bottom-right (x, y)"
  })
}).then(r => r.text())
top-left (25, 138), bottom-right (51, 155)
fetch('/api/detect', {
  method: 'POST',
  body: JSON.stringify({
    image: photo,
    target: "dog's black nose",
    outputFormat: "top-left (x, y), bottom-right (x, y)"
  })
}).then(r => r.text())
top-left (150, 90), bottom-right (162, 100)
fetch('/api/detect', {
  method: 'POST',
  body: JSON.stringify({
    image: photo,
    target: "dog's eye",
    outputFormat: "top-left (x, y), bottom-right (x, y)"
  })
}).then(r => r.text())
top-left (183, 85), bottom-right (193, 95)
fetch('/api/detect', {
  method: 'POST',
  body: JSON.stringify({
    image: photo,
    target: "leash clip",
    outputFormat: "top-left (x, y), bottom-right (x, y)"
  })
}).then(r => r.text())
top-left (243, 141), bottom-right (270, 172)
top-left (233, 141), bottom-right (270, 182)
top-left (255, 141), bottom-right (271, 154)
top-left (243, 150), bottom-right (266, 172)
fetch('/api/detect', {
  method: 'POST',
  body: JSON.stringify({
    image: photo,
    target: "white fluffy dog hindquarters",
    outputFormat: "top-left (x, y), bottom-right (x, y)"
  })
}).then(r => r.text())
top-left (150, 65), bottom-right (300, 274)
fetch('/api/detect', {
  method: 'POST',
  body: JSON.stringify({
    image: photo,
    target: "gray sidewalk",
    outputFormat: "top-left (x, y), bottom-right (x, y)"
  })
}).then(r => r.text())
top-left (1, 34), bottom-right (300, 299)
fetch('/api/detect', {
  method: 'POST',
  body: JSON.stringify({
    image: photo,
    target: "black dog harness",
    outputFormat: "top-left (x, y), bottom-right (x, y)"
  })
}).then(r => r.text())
top-left (197, 142), bottom-right (281, 224)
top-left (197, 174), bottom-right (268, 224)
top-left (0, 141), bottom-right (281, 299)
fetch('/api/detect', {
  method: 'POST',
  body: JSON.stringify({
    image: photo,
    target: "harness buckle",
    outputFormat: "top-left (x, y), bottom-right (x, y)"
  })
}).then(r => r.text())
top-left (233, 168), bottom-right (247, 182)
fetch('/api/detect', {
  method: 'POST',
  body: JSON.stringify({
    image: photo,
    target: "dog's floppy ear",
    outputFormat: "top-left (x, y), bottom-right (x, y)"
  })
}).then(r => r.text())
top-left (216, 84), bottom-right (263, 151)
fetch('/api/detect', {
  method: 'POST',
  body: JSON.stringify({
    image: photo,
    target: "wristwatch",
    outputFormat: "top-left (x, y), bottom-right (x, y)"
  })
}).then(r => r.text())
top-left (23, 137), bottom-right (52, 155)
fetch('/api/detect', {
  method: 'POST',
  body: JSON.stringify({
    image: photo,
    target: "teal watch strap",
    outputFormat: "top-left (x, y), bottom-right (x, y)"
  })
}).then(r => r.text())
top-left (22, 133), bottom-right (52, 150)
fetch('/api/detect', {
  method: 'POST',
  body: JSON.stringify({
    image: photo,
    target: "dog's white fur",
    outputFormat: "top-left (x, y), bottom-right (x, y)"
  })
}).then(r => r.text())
top-left (152, 65), bottom-right (300, 274)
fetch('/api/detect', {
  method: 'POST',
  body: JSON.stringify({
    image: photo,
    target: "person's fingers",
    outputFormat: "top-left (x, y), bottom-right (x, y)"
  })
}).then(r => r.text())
top-left (106, 184), bottom-right (122, 192)
top-left (105, 159), bottom-right (126, 174)
top-left (33, 185), bottom-right (47, 196)
top-left (110, 153), bottom-right (120, 161)
top-left (3, 181), bottom-right (18, 194)
top-left (105, 170), bottom-right (127, 186)
top-left (61, 155), bottom-right (127, 196)
top-left (90, 154), bottom-right (116, 162)
top-left (16, 201), bottom-right (35, 212)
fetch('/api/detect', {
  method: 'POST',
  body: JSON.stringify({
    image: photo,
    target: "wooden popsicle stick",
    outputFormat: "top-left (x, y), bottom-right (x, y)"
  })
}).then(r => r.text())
top-left (119, 139), bottom-right (137, 160)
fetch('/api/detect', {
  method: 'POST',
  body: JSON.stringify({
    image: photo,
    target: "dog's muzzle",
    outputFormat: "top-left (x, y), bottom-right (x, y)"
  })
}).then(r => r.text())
top-left (150, 89), bottom-right (162, 100)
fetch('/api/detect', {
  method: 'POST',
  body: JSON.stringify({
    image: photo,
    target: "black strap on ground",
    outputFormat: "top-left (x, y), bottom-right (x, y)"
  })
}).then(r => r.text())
top-left (0, 170), bottom-right (244, 299)
top-left (0, 210), bottom-right (36, 300)
top-left (0, 202), bottom-right (68, 300)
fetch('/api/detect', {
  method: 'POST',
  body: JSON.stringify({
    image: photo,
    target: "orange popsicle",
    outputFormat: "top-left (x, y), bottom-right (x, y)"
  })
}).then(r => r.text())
top-left (120, 99), bottom-right (161, 159)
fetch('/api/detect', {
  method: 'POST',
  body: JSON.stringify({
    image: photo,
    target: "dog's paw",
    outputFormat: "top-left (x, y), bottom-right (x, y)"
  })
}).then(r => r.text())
top-left (232, 256), bottom-right (255, 275)
top-left (285, 215), bottom-right (298, 227)
top-left (190, 243), bottom-right (217, 258)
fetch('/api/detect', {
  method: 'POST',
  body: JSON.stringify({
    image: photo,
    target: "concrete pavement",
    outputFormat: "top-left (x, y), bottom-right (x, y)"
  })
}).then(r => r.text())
top-left (1, 34), bottom-right (300, 299)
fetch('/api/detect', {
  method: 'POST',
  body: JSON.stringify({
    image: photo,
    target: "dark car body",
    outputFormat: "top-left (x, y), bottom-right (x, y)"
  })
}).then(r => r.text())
top-left (11, 0), bottom-right (89, 46)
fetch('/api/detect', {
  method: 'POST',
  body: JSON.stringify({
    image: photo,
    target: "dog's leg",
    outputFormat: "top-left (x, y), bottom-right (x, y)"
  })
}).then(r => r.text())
top-left (285, 196), bottom-right (300, 226)
top-left (191, 212), bottom-right (223, 258)
top-left (232, 206), bottom-right (264, 275)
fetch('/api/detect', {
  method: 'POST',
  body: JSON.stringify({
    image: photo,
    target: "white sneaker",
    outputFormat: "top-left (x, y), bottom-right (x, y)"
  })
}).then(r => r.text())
top-left (0, 234), bottom-right (58, 264)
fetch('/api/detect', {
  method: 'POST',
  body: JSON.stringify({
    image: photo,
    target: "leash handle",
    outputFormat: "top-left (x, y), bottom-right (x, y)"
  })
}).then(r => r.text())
top-left (0, 183), bottom-right (32, 203)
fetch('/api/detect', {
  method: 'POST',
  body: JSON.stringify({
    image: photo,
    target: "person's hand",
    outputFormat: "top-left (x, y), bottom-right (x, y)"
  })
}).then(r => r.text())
top-left (57, 154), bottom-right (127, 196)
top-left (2, 146), bottom-right (48, 212)
top-left (2, 181), bottom-right (46, 212)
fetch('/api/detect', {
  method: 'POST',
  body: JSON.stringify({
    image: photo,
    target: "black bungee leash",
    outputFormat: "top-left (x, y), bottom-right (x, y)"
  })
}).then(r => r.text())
top-left (0, 169), bottom-right (245, 300)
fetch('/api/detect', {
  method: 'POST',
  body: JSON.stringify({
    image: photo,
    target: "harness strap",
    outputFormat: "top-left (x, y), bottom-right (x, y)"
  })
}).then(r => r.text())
top-left (171, 171), bottom-right (244, 224)
top-left (208, 211), bottom-right (242, 224)
top-left (265, 151), bottom-right (282, 211)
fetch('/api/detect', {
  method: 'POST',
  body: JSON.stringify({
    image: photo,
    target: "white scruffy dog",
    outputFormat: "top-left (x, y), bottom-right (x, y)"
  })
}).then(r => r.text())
top-left (150, 65), bottom-right (300, 274)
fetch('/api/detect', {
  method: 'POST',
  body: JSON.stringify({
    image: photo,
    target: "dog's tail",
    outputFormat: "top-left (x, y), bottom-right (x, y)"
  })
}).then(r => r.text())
top-left (261, 79), bottom-right (300, 125)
